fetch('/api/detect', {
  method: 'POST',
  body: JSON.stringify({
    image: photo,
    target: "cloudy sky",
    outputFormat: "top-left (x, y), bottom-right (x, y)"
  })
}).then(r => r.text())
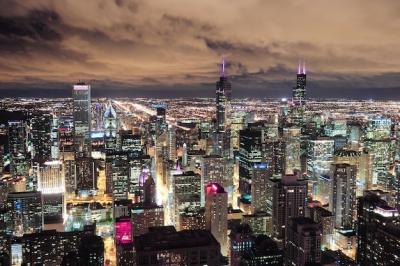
top-left (1, 0), bottom-right (400, 98)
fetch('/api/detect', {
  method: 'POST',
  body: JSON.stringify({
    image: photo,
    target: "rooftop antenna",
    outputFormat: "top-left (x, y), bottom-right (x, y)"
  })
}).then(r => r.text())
top-left (302, 60), bottom-right (306, 74)
top-left (298, 60), bottom-right (301, 74)
top-left (221, 56), bottom-right (225, 77)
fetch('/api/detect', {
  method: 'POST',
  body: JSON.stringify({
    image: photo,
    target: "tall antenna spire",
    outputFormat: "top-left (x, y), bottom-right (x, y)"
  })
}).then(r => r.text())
top-left (298, 60), bottom-right (301, 74)
top-left (221, 56), bottom-right (225, 77)
top-left (302, 60), bottom-right (306, 74)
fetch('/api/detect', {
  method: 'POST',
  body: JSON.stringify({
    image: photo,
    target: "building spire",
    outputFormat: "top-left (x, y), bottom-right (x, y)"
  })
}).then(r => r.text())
top-left (302, 60), bottom-right (306, 74)
top-left (221, 56), bottom-right (225, 77)
top-left (298, 60), bottom-right (301, 74)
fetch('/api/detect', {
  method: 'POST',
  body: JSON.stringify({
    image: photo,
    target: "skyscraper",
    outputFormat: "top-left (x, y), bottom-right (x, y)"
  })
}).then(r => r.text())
top-left (251, 163), bottom-right (270, 214)
top-left (292, 61), bottom-right (307, 107)
top-left (272, 174), bottom-right (308, 244)
top-left (331, 163), bottom-right (357, 230)
top-left (286, 217), bottom-right (322, 266)
top-left (205, 183), bottom-right (228, 255)
top-left (103, 101), bottom-right (119, 150)
top-left (216, 57), bottom-right (232, 133)
top-left (7, 191), bottom-right (43, 236)
top-left (8, 121), bottom-right (29, 181)
top-left (72, 82), bottom-right (91, 154)
top-left (356, 192), bottom-right (400, 265)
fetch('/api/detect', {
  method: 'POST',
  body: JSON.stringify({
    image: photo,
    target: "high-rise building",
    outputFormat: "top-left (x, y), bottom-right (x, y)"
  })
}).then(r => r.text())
top-left (104, 101), bottom-right (119, 150)
top-left (307, 137), bottom-right (334, 204)
top-left (7, 191), bottom-right (43, 236)
top-left (333, 149), bottom-right (373, 197)
top-left (179, 206), bottom-right (206, 231)
top-left (75, 156), bottom-right (96, 192)
top-left (21, 226), bottom-right (95, 265)
top-left (205, 183), bottom-right (228, 255)
top-left (229, 224), bottom-right (254, 266)
top-left (272, 174), bottom-right (307, 243)
top-left (216, 58), bottom-right (232, 133)
top-left (239, 127), bottom-right (264, 197)
top-left (251, 163), bottom-right (270, 214)
top-left (29, 113), bottom-right (52, 162)
top-left (135, 226), bottom-right (222, 266)
top-left (286, 217), bottom-right (322, 266)
top-left (131, 203), bottom-right (164, 236)
top-left (363, 117), bottom-right (394, 190)
top-left (283, 127), bottom-right (302, 175)
top-left (356, 192), bottom-right (400, 265)
top-left (8, 121), bottom-right (29, 181)
top-left (167, 125), bottom-right (177, 162)
top-left (292, 61), bottom-right (307, 107)
top-left (173, 171), bottom-right (201, 228)
top-left (72, 82), bottom-right (91, 154)
top-left (331, 163), bottom-right (357, 230)
top-left (307, 205), bottom-right (333, 249)
top-left (242, 212), bottom-right (273, 236)
top-left (201, 155), bottom-right (227, 203)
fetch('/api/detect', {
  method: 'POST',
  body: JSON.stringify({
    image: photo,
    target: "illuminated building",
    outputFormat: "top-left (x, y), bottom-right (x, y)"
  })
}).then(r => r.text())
top-left (308, 205), bottom-right (333, 249)
top-left (167, 125), bottom-right (177, 162)
top-left (283, 127), bottom-right (301, 175)
top-left (75, 156), bottom-right (96, 192)
top-left (109, 151), bottom-right (130, 200)
top-left (286, 217), bottom-right (322, 266)
top-left (135, 226), bottom-right (222, 266)
top-left (36, 160), bottom-right (64, 194)
top-left (7, 191), bottom-right (43, 236)
top-left (331, 163), bottom-right (357, 230)
top-left (72, 82), bottom-right (91, 154)
top-left (242, 212), bottom-right (273, 236)
top-left (20, 226), bottom-right (95, 265)
top-left (29, 112), bottom-right (52, 162)
top-left (307, 137), bottom-right (334, 202)
top-left (179, 207), bottom-right (206, 231)
top-left (290, 62), bottom-right (307, 127)
top-left (251, 163), bottom-right (270, 214)
top-left (333, 149), bottom-right (373, 196)
top-left (201, 155), bottom-right (227, 203)
top-left (239, 127), bottom-right (264, 198)
top-left (0, 145), bottom-right (3, 177)
top-left (272, 174), bottom-right (307, 244)
top-left (205, 183), bottom-right (228, 256)
top-left (356, 192), bottom-right (400, 265)
top-left (34, 160), bottom-right (64, 223)
top-left (216, 57), bottom-right (232, 133)
top-left (8, 121), bottom-right (29, 182)
top-left (131, 203), bottom-right (164, 236)
top-left (363, 117), bottom-right (394, 190)
top-left (115, 216), bottom-right (133, 245)
top-left (292, 61), bottom-right (307, 107)
top-left (229, 224), bottom-right (254, 266)
top-left (240, 235), bottom-right (283, 265)
top-left (104, 101), bottom-right (119, 150)
top-left (173, 171), bottom-right (201, 228)
top-left (119, 130), bottom-right (143, 155)
top-left (307, 137), bottom-right (334, 179)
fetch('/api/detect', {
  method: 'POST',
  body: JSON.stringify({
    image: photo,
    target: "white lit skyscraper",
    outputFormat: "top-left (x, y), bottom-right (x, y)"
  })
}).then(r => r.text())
top-left (72, 82), bottom-right (91, 154)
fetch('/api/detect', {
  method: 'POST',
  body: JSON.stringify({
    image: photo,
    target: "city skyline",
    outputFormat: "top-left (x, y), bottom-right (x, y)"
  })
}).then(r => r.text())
top-left (1, 1), bottom-right (400, 99)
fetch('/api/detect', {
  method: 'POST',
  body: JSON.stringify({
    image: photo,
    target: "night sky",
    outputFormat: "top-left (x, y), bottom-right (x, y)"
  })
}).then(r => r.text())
top-left (1, 0), bottom-right (400, 99)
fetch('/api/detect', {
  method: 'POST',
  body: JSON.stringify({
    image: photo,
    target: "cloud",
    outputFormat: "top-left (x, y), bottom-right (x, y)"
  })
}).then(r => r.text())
top-left (0, 0), bottom-right (400, 98)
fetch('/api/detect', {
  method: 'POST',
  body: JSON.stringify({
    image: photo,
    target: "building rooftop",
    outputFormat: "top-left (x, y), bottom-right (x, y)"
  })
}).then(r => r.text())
top-left (134, 226), bottom-right (220, 252)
